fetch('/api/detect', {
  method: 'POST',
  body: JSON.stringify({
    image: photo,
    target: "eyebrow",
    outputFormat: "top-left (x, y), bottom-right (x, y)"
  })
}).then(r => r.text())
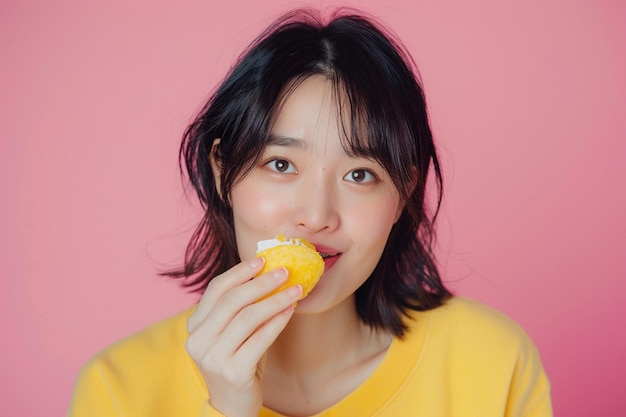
top-left (266, 134), bottom-right (308, 149)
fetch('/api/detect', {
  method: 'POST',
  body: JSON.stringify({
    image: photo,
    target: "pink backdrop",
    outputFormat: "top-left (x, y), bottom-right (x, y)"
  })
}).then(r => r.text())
top-left (1, 0), bottom-right (625, 415)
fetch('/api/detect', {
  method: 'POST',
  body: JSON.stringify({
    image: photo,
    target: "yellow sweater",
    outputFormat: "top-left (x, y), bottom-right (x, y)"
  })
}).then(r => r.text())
top-left (68, 297), bottom-right (552, 417)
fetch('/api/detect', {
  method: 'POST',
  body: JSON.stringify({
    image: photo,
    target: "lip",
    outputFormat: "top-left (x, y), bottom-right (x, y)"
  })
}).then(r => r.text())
top-left (314, 243), bottom-right (342, 273)
top-left (321, 253), bottom-right (341, 272)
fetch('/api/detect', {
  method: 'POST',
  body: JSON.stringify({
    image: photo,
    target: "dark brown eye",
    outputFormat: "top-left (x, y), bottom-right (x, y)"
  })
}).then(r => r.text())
top-left (275, 160), bottom-right (288, 172)
top-left (267, 159), bottom-right (296, 173)
top-left (345, 169), bottom-right (375, 183)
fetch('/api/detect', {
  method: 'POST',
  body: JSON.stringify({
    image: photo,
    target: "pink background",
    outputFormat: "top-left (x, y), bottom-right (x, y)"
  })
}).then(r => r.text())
top-left (1, 0), bottom-right (625, 415)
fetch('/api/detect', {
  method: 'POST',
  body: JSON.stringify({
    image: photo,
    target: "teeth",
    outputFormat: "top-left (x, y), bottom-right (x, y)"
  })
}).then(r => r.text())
top-left (321, 253), bottom-right (338, 258)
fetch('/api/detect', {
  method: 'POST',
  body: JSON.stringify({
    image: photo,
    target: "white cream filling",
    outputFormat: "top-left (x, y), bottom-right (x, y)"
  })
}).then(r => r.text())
top-left (256, 237), bottom-right (305, 254)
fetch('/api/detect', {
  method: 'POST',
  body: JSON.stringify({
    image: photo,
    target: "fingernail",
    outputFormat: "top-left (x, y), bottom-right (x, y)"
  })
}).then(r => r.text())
top-left (287, 284), bottom-right (302, 297)
top-left (249, 257), bottom-right (264, 268)
top-left (272, 267), bottom-right (287, 281)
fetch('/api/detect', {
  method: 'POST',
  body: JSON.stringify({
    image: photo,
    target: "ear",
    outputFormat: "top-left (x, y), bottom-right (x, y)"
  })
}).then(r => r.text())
top-left (209, 138), bottom-right (222, 198)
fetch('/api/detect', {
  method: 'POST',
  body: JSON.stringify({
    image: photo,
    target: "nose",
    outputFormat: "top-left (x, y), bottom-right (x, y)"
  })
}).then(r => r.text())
top-left (292, 176), bottom-right (340, 234)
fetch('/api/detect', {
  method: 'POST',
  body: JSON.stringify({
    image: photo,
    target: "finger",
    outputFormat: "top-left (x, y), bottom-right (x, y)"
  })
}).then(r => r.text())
top-left (188, 257), bottom-right (264, 332)
top-left (204, 305), bottom-right (295, 392)
top-left (188, 268), bottom-right (290, 345)
top-left (234, 302), bottom-right (297, 371)
top-left (187, 282), bottom-right (299, 377)
top-left (216, 284), bottom-right (302, 357)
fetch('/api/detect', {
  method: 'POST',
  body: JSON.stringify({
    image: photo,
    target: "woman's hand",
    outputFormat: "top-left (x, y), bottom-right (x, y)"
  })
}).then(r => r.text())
top-left (185, 257), bottom-right (302, 417)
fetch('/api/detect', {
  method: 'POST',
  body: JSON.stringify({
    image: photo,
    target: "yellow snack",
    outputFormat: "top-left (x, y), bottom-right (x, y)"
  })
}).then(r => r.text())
top-left (256, 234), bottom-right (324, 299)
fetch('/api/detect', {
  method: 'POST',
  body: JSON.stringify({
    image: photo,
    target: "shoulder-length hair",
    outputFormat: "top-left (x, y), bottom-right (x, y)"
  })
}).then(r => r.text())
top-left (167, 8), bottom-right (451, 337)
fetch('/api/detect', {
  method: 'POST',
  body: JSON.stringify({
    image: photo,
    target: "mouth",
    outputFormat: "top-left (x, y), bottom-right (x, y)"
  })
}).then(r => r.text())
top-left (316, 247), bottom-right (342, 272)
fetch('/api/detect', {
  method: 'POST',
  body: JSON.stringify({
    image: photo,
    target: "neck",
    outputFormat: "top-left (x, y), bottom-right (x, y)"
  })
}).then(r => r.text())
top-left (265, 295), bottom-right (391, 378)
top-left (261, 296), bottom-right (394, 416)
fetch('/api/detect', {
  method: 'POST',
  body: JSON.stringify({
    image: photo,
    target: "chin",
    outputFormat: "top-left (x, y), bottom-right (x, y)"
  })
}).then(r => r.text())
top-left (292, 279), bottom-right (357, 316)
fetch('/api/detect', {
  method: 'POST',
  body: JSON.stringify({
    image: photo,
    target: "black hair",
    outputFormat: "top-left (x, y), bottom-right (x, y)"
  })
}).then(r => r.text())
top-left (167, 8), bottom-right (452, 337)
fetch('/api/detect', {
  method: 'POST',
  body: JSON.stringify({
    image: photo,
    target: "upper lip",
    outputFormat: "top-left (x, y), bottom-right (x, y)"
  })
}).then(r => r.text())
top-left (313, 243), bottom-right (341, 257)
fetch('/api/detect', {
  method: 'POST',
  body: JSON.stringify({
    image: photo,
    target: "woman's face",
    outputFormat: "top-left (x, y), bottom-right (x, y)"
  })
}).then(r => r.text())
top-left (228, 75), bottom-right (402, 313)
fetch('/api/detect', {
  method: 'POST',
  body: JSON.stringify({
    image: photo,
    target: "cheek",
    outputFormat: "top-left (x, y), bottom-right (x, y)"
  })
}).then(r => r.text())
top-left (230, 183), bottom-right (293, 256)
top-left (342, 196), bottom-right (401, 260)
top-left (347, 193), bottom-right (401, 236)
top-left (233, 190), bottom-right (282, 222)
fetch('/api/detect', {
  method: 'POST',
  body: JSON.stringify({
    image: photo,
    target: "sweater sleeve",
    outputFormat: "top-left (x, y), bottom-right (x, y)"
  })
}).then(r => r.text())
top-left (505, 332), bottom-right (553, 417)
top-left (67, 360), bottom-right (119, 417)
top-left (522, 392), bottom-right (553, 417)
top-left (68, 357), bottom-right (214, 417)
top-left (67, 307), bottom-right (210, 417)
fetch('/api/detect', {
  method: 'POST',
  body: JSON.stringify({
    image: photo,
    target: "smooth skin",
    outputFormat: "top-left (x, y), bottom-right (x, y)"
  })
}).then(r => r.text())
top-left (186, 75), bottom-right (403, 417)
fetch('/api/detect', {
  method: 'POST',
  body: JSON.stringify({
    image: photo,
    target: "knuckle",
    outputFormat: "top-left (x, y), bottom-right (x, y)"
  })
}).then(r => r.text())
top-left (186, 313), bottom-right (200, 333)
top-left (206, 275), bottom-right (225, 293)
top-left (220, 286), bottom-right (244, 306)
top-left (200, 352), bottom-right (220, 373)
top-left (184, 333), bottom-right (208, 360)
top-left (185, 333), bottom-right (212, 362)
top-left (235, 304), bottom-right (259, 327)
top-left (221, 366), bottom-right (245, 386)
top-left (185, 337), bottom-right (199, 359)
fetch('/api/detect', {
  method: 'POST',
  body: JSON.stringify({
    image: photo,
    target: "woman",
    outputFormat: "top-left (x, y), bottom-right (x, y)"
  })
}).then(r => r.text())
top-left (69, 8), bottom-right (552, 417)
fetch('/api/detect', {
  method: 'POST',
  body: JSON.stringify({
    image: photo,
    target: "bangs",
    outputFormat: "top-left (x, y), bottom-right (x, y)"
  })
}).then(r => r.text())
top-left (330, 74), bottom-right (419, 200)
